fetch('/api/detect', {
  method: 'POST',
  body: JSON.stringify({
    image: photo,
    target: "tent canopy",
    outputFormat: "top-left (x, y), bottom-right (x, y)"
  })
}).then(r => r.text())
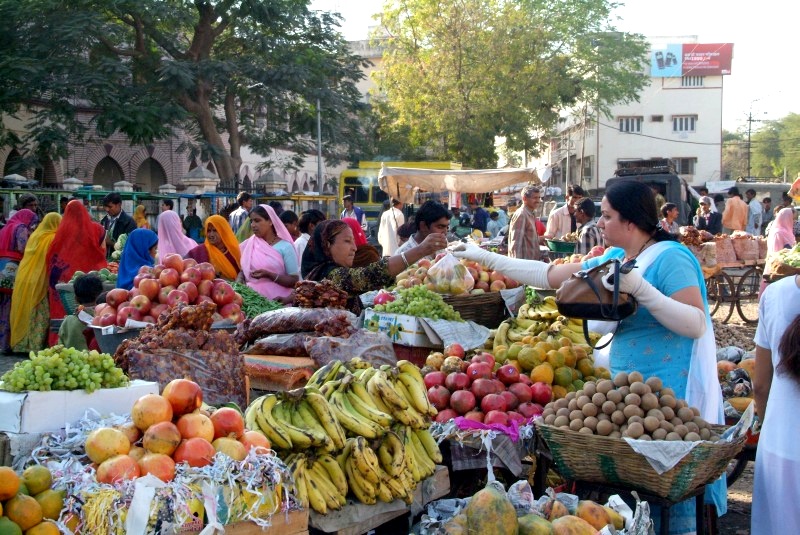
top-left (378, 165), bottom-right (539, 203)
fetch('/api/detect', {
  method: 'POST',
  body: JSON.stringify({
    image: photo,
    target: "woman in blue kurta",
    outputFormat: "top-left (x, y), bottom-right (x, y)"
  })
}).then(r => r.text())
top-left (453, 181), bottom-right (724, 535)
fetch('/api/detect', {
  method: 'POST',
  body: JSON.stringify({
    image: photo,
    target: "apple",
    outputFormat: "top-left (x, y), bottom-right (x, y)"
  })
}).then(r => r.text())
top-left (373, 289), bottom-right (395, 306)
top-left (132, 274), bottom-right (147, 288)
top-left (220, 303), bottom-right (244, 323)
top-left (417, 258), bottom-right (432, 269)
top-left (158, 285), bottom-right (176, 304)
top-left (197, 263), bottom-right (216, 281)
top-left (232, 292), bottom-right (243, 306)
top-left (128, 288), bottom-right (141, 298)
top-left (475, 280), bottom-right (490, 292)
top-left (130, 295), bottom-right (152, 314)
top-left (139, 278), bottom-right (161, 301)
top-left (504, 277), bottom-right (520, 289)
top-left (93, 312), bottom-right (117, 327)
top-left (159, 268), bottom-right (180, 287)
top-left (489, 270), bottom-right (505, 283)
top-left (95, 303), bottom-right (110, 315)
top-left (470, 288), bottom-right (486, 295)
top-left (444, 343), bottom-right (465, 358)
top-left (167, 289), bottom-right (190, 307)
top-left (490, 280), bottom-right (506, 292)
top-left (479, 271), bottom-right (490, 283)
top-left (106, 288), bottom-right (130, 308)
top-left (138, 265), bottom-right (153, 275)
top-left (196, 295), bottom-right (215, 305)
top-left (197, 279), bottom-right (214, 297)
top-left (467, 267), bottom-right (479, 280)
top-left (180, 267), bottom-right (202, 285)
top-left (152, 264), bottom-right (166, 278)
top-left (142, 315), bottom-right (156, 324)
top-left (178, 282), bottom-right (198, 303)
top-left (162, 253), bottom-right (184, 273)
top-left (182, 258), bottom-right (198, 271)
top-left (117, 306), bottom-right (142, 327)
top-left (589, 245), bottom-right (605, 257)
top-left (212, 282), bottom-right (235, 306)
top-left (151, 304), bottom-right (168, 318)
top-left (116, 301), bottom-right (130, 311)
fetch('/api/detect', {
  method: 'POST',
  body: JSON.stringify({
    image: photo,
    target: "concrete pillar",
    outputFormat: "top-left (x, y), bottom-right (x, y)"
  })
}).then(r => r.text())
top-left (62, 177), bottom-right (84, 191)
top-left (114, 180), bottom-right (134, 214)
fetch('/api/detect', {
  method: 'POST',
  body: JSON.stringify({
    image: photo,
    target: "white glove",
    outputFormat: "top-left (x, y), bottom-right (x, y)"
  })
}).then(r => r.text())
top-left (601, 262), bottom-right (706, 339)
top-left (450, 243), bottom-right (552, 289)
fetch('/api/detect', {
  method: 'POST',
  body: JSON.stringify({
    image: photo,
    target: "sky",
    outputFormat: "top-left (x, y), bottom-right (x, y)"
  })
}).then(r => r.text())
top-left (309, 0), bottom-right (794, 133)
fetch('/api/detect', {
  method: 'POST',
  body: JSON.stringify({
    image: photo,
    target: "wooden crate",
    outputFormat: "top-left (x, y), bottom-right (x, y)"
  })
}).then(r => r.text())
top-left (224, 510), bottom-right (308, 534)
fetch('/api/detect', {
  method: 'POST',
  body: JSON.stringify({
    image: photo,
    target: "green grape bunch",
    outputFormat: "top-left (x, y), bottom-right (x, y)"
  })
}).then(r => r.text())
top-left (0, 345), bottom-right (129, 393)
top-left (373, 285), bottom-right (463, 321)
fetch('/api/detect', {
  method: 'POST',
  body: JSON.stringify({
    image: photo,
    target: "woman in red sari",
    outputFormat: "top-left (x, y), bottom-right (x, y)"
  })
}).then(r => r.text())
top-left (46, 200), bottom-right (106, 345)
top-left (0, 209), bottom-right (39, 351)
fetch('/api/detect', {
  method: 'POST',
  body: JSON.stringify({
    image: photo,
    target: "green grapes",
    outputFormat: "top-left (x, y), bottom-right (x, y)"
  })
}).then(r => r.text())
top-left (373, 285), bottom-right (463, 321)
top-left (0, 345), bottom-right (129, 393)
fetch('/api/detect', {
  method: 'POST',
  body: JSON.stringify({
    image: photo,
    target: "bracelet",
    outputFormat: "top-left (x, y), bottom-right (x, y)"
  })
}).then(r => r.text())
top-left (400, 252), bottom-right (410, 268)
top-left (273, 272), bottom-right (279, 282)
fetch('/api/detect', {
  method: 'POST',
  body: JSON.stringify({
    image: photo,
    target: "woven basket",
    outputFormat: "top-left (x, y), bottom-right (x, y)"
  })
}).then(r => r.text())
top-left (732, 238), bottom-right (759, 262)
top-left (536, 422), bottom-right (745, 502)
top-left (442, 291), bottom-right (507, 328)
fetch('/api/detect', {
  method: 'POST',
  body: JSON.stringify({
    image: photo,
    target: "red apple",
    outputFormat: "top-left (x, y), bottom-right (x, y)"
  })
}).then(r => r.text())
top-left (138, 265), bottom-right (153, 275)
top-left (106, 288), bottom-right (130, 308)
top-left (178, 282), bottom-right (198, 303)
top-left (197, 263), bottom-right (216, 281)
top-left (444, 343), bottom-right (465, 358)
top-left (151, 304), bottom-right (168, 318)
top-left (93, 312), bottom-right (117, 327)
top-left (489, 270), bottom-right (505, 283)
top-left (132, 274), bottom-right (148, 288)
top-left (182, 258), bottom-right (198, 271)
top-left (212, 282), bottom-right (235, 306)
top-left (139, 278), bottom-right (161, 301)
top-left (167, 289), bottom-right (190, 307)
top-left (117, 306), bottom-right (142, 327)
top-left (529, 382), bottom-right (553, 405)
top-left (142, 315), bottom-right (156, 324)
top-left (180, 267), bottom-right (202, 286)
top-left (219, 303), bottom-right (244, 323)
top-left (159, 268), bottom-right (180, 287)
top-left (116, 301), bottom-right (130, 311)
top-left (232, 292), bottom-right (243, 306)
top-left (490, 280), bottom-right (506, 292)
top-left (475, 280), bottom-right (490, 292)
top-left (197, 279), bottom-right (214, 297)
top-left (128, 288), bottom-right (141, 298)
top-left (152, 264), bottom-right (165, 278)
top-left (162, 253), bottom-right (184, 273)
top-left (158, 285), bottom-right (175, 304)
top-left (95, 303), bottom-right (110, 315)
top-left (130, 295), bottom-right (151, 314)
top-left (196, 295), bottom-right (215, 305)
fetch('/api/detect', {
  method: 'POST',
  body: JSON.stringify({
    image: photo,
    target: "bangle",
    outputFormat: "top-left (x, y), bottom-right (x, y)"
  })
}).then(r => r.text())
top-left (273, 272), bottom-right (279, 282)
top-left (400, 252), bottom-right (409, 268)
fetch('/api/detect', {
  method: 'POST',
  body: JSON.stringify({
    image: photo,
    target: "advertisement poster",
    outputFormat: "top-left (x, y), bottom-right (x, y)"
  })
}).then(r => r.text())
top-left (650, 43), bottom-right (733, 77)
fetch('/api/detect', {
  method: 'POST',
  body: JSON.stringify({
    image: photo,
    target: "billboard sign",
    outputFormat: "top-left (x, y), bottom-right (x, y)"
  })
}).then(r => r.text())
top-left (650, 43), bottom-right (733, 77)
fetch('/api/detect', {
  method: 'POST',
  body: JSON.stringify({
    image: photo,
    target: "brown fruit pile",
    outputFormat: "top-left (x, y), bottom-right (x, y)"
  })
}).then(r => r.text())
top-left (293, 280), bottom-right (348, 309)
top-left (540, 371), bottom-right (720, 442)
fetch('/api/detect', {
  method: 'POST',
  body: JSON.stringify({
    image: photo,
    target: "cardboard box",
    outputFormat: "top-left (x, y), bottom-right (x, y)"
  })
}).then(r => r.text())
top-left (0, 380), bottom-right (159, 434)
top-left (223, 510), bottom-right (308, 534)
top-left (362, 309), bottom-right (439, 348)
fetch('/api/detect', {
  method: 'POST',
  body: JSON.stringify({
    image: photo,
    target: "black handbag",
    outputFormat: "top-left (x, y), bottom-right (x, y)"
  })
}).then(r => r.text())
top-left (555, 259), bottom-right (637, 348)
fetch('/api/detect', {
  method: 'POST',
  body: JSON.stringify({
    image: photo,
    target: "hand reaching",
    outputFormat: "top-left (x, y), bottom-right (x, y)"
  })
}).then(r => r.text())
top-left (601, 261), bottom-right (646, 296)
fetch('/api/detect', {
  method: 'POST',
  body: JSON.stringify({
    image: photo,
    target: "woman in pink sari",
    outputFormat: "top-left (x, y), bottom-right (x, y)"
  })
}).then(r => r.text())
top-left (762, 207), bottom-right (797, 294)
top-left (238, 205), bottom-right (298, 303)
top-left (157, 210), bottom-right (197, 258)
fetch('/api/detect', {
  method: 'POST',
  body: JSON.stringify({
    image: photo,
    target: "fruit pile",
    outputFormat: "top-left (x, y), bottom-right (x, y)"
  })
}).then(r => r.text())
top-left (540, 372), bottom-right (722, 441)
top-left (69, 267), bottom-right (117, 285)
top-left (293, 280), bottom-right (349, 309)
top-left (422, 345), bottom-right (549, 426)
top-left (550, 244), bottom-right (606, 265)
top-left (0, 465), bottom-right (66, 535)
top-left (92, 253), bottom-right (244, 328)
top-left (372, 284), bottom-right (462, 321)
top-left (244, 358), bottom-right (442, 513)
top-left (82, 379), bottom-right (270, 486)
top-left (110, 233), bottom-right (127, 262)
top-left (1, 346), bottom-right (128, 393)
top-left (394, 255), bottom-right (520, 295)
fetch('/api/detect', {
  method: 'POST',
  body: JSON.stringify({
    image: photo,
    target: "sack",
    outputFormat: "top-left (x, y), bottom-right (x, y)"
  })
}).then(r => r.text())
top-left (555, 259), bottom-right (637, 348)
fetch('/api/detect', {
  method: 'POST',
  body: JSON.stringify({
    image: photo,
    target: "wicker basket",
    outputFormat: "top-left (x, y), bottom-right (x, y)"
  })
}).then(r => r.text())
top-left (536, 422), bottom-right (745, 502)
top-left (731, 238), bottom-right (759, 262)
top-left (56, 282), bottom-right (117, 315)
top-left (442, 291), bottom-right (507, 328)
top-left (546, 240), bottom-right (576, 254)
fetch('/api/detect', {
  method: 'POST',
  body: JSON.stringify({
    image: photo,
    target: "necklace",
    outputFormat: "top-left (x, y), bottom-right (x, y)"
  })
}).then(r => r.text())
top-left (625, 238), bottom-right (652, 263)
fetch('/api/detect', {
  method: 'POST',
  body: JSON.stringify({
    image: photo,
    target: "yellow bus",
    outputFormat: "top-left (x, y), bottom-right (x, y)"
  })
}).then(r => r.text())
top-left (338, 161), bottom-right (462, 219)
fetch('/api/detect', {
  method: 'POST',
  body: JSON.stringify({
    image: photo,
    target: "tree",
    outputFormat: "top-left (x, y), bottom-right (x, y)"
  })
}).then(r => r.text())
top-left (0, 0), bottom-right (368, 181)
top-left (373, 0), bottom-right (649, 168)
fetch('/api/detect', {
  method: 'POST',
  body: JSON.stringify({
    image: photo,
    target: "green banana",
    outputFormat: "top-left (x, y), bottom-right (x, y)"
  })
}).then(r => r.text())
top-left (346, 388), bottom-right (393, 427)
top-left (255, 395), bottom-right (292, 450)
top-left (273, 400), bottom-right (315, 449)
top-left (296, 400), bottom-right (334, 452)
top-left (329, 391), bottom-right (383, 439)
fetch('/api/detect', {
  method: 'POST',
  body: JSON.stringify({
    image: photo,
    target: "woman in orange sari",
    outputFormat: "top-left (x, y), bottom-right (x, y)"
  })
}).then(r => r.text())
top-left (46, 200), bottom-right (106, 345)
top-left (185, 215), bottom-right (241, 280)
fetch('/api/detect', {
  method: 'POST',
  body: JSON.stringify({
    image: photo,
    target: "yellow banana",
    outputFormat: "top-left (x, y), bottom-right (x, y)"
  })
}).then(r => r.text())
top-left (375, 480), bottom-right (394, 503)
top-left (336, 438), bottom-right (353, 473)
top-left (307, 360), bottom-right (342, 389)
top-left (244, 395), bottom-right (265, 431)
top-left (346, 388), bottom-right (393, 427)
top-left (273, 400), bottom-right (314, 450)
top-left (350, 436), bottom-right (380, 485)
top-left (409, 430), bottom-right (435, 477)
top-left (414, 429), bottom-right (443, 464)
top-left (358, 366), bottom-right (378, 385)
top-left (329, 391), bottom-right (383, 439)
top-left (316, 453), bottom-right (348, 497)
top-left (307, 459), bottom-right (344, 509)
top-left (517, 303), bottom-right (531, 319)
top-left (344, 456), bottom-right (376, 505)
top-left (290, 457), bottom-right (309, 509)
top-left (304, 391), bottom-right (346, 451)
top-left (296, 400), bottom-right (334, 452)
top-left (392, 380), bottom-right (429, 429)
top-left (378, 431), bottom-right (405, 476)
top-left (304, 471), bottom-right (328, 514)
top-left (365, 378), bottom-right (395, 414)
top-left (396, 371), bottom-right (433, 415)
top-left (401, 429), bottom-right (422, 482)
top-left (255, 395), bottom-right (292, 450)
top-left (493, 321), bottom-right (510, 351)
top-left (368, 371), bottom-right (408, 411)
top-left (382, 471), bottom-right (408, 500)
top-left (396, 360), bottom-right (425, 386)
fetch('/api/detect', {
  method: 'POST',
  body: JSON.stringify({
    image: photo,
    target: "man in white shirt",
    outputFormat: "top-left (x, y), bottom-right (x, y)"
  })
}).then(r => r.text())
top-left (378, 199), bottom-right (405, 256)
top-left (228, 192), bottom-right (253, 234)
top-left (544, 185), bottom-right (584, 240)
top-left (745, 188), bottom-right (763, 235)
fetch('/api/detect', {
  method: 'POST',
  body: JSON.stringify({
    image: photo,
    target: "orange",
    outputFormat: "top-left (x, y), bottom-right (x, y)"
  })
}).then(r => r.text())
top-left (33, 490), bottom-right (64, 520)
top-left (551, 385), bottom-right (568, 399)
top-left (0, 517), bottom-right (23, 535)
top-left (557, 346), bottom-right (577, 368)
top-left (595, 366), bottom-right (611, 380)
top-left (3, 494), bottom-right (43, 531)
top-left (521, 335), bottom-right (533, 345)
top-left (531, 363), bottom-right (555, 385)
top-left (576, 358), bottom-right (595, 379)
top-left (573, 346), bottom-right (588, 361)
top-left (546, 350), bottom-right (565, 369)
top-left (559, 337), bottom-right (572, 347)
top-left (22, 466), bottom-right (51, 496)
top-left (23, 520), bottom-right (60, 535)
top-left (517, 347), bottom-right (543, 371)
top-left (0, 467), bottom-right (20, 500)
top-left (554, 367), bottom-right (574, 388)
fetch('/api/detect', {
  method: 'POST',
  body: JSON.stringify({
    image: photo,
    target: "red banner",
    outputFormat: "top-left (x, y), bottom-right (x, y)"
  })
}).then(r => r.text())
top-left (681, 43), bottom-right (733, 76)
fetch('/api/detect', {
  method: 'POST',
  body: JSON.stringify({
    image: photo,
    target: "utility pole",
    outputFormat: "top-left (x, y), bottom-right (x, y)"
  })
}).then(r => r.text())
top-left (317, 99), bottom-right (323, 194)
top-left (746, 103), bottom-right (766, 180)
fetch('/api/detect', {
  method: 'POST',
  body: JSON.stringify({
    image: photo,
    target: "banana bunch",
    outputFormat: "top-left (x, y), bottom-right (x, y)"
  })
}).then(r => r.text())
top-left (363, 362), bottom-right (436, 429)
top-left (344, 356), bottom-right (372, 371)
top-left (285, 452), bottom-right (348, 514)
top-left (493, 317), bottom-right (548, 349)
top-left (553, 316), bottom-right (602, 346)
top-left (244, 389), bottom-right (346, 452)
top-left (306, 360), bottom-right (349, 390)
top-left (517, 295), bottom-right (560, 321)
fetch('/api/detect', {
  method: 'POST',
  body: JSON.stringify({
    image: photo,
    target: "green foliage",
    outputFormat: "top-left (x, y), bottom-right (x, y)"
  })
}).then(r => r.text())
top-left (0, 0), bottom-right (368, 179)
top-left (373, 0), bottom-right (649, 167)
top-left (725, 113), bottom-right (800, 180)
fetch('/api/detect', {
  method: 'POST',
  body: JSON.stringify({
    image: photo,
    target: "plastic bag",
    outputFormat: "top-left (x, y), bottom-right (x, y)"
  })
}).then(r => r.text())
top-left (507, 480), bottom-right (536, 516)
top-left (248, 333), bottom-right (313, 356)
top-left (425, 252), bottom-right (474, 295)
top-left (304, 329), bottom-right (396, 367)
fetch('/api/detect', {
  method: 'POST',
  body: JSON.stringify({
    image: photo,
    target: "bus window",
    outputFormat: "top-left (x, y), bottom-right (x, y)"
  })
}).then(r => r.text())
top-left (372, 186), bottom-right (389, 205)
top-left (343, 177), bottom-right (370, 204)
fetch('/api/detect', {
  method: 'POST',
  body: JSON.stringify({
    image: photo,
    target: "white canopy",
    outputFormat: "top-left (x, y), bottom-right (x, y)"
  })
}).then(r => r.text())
top-left (378, 165), bottom-right (540, 203)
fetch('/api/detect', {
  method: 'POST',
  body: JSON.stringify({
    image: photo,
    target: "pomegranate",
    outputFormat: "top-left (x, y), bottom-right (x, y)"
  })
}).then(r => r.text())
top-left (444, 372), bottom-right (470, 391)
top-left (213, 437), bottom-right (248, 461)
top-left (463, 410), bottom-right (484, 423)
top-left (423, 371), bottom-right (447, 389)
top-left (425, 352), bottom-right (445, 370)
top-left (239, 430), bottom-right (271, 453)
top-left (500, 390), bottom-right (520, 410)
top-left (173, 437), bottom-right (216, 467)
top-left (85, 427), bottom-right (131, 464)
top-left (530, 382), bottom-right (554, 405)
top-left (434, 408), bottom-right (459, 423)
top-left (496, 364), bottom-right (521, 385)
top-left (96, 454), bottom-right (141, 484)
top-left (470, 352), bottom-right (496, 369)
top-left (142, 421), bottom-right (182, 456)
top-left (131, 394), bottom-right (173, 432)
top-left (450, 390), bottom-right (477, 415)
top-left (518, 374), bottom-right (533, 386)
top-left (480, 393), bottom-right (508, 413)
top-left (426, 385), bottom-right (451, 411)
top-left (466, 361), bottom-right (492, 382)
top-left (209, 408), bottom-right (245, 439)
top-left (484, 410), bottom-right (510, 426)
top-left (508, 383), bottom-right (533, 404)
top-left (470, 378), bottom-right (497, 400)
top-left (161, 379), bottom-right (203, 416)
top-left (138, 453), bottom-right (176, 482)
top-left (506, 411), bottom-right (525, 424)
top-left (517, 402), bottom-right (544, 419)
top-left (176, 412), bottom-right (215, 442)
top-left (441, 356), bottom-right (465, 374)
top-left (444, 343), bottom-right (465, 358)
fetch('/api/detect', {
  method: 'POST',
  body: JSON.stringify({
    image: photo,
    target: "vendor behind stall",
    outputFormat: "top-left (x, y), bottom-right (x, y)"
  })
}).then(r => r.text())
top-left (58, 274), bottom-right (104, 350)
top-left (186, 215), bottom-right (241, 280)
top-left (302, 219), bottom-right (442, 313)
top-left (116, 229), bottom-right (158, 290)
top-left (395, 200), bottom-right (450, 259)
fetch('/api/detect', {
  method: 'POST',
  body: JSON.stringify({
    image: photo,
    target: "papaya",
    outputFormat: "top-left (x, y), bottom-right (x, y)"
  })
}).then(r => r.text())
top-left (518, 513), bottom-right (555, 535)
top-left (602, 506), bottom-right (625, 530)
top-left (728, 396), bottom-right (753, 413)
top-left (465, 482), bottom-right (518, 534)
top-left (544, 498), bottom-right (569, 521)
top-left (551, 515), bottom-right (600, 535)
top-left (575, 500), bottom-right (611, 530)
top-left (443, 512), bottom-right (469, 535)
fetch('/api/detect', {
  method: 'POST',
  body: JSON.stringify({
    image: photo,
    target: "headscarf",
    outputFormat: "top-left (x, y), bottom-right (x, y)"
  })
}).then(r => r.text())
top-left (343, 217), bottom-right (368, 247)
top-left (10, 212), bottom-right (61, 347)
top-left (46, 200), bottom-right (106, 329)
top-left (767, 207), bottom-right (796, 254)
top-left (301, 219), bottom-right (350, 282)
top-left (117, 228), bottom-right (158, 290)
top-left (0, 209), bottom-right (37, 254)
top-left (133, 205), bottom-right (149, 228)
top-left (157, 210), bottom-right (197, 258)
top-left (239, 205), bottom-right (298, 299)
top-left (204, 215), bottom-right (241, 280)
top-left (699, 196), bottom-right (717, 213)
